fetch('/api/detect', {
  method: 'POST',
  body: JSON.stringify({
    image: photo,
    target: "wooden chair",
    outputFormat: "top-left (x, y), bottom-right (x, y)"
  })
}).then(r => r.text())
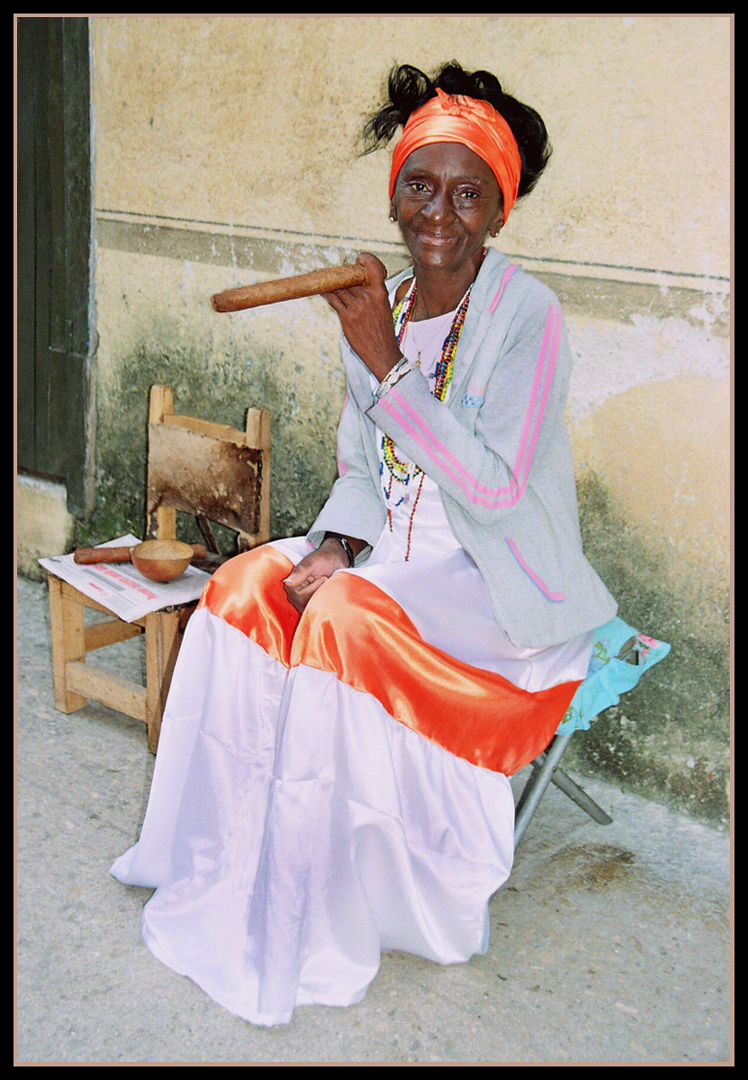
top-left (47, 385), bottom-right (270, 753)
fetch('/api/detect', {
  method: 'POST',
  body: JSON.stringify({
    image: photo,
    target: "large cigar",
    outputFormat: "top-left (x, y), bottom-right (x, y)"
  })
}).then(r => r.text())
top-left (211, 262), bottom-right (369, 312)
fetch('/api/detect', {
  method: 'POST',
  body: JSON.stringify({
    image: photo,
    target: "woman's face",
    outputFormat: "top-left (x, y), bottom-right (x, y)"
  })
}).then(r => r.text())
top-left (390, 142), bottom-right (504, 278)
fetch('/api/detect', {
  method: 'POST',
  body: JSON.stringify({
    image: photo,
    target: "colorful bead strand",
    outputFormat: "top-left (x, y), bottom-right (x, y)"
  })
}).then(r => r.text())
top-left (381, 258), bottom-right (483, 560)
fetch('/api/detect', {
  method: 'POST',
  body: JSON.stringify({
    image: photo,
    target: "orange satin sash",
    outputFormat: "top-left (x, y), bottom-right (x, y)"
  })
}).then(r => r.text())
top-left (199, 546), bottom-right (581, 776)
top-left (198, 545), bottom-right (301, 667)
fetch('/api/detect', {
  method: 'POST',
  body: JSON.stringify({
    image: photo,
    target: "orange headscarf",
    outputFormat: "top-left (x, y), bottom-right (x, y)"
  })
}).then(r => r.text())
top-left (388, 88), bottom-right (522, 221)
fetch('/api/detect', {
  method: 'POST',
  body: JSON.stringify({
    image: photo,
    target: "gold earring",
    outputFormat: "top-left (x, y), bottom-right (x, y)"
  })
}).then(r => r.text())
top-left (389, 212), bottom-right (397, 222)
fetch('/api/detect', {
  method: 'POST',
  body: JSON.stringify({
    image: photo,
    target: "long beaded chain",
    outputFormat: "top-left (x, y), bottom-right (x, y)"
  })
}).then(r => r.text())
top-left (382, 271), bottom-right (476, 559)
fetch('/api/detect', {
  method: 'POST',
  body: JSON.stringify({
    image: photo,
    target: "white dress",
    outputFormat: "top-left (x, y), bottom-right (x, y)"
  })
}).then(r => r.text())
top-left (110, 309), bottom-right (593, 1027)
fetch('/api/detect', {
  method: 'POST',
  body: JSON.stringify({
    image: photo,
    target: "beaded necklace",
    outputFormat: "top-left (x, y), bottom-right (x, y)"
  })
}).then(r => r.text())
top-left (382, 264), bottom-right (479, 559)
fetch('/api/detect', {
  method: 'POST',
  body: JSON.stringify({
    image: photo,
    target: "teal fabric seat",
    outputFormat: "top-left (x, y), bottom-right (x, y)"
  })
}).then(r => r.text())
top-left (514, 617), bottom-right (671, 844)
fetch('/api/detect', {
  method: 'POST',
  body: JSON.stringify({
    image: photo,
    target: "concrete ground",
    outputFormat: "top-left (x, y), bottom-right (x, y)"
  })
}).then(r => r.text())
top-left (16, 573), bottom-right (733, 1065)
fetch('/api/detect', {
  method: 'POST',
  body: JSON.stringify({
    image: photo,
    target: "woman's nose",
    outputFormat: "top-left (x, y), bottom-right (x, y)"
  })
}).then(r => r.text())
top-left (423, 190), bottom-right (452, 223)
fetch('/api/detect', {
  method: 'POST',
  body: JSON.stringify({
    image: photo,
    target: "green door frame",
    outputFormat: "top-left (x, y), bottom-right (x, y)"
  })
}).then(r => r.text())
top-left (17, 16), bottom-right (94, 516)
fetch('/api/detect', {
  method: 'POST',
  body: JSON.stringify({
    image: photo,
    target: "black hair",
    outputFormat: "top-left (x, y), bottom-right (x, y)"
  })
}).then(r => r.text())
top-left (362, 61), bottom-right (552, 201)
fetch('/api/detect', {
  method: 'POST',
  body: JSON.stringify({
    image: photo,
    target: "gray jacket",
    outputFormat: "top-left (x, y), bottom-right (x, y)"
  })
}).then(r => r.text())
top-left (309, 246), bottom-right (617, 648)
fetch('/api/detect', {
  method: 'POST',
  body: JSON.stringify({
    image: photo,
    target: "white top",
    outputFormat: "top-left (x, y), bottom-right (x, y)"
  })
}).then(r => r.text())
top-left (373, 307), bottom-right (462, 564)
top-left (361, 301), bottom-right (595, 686)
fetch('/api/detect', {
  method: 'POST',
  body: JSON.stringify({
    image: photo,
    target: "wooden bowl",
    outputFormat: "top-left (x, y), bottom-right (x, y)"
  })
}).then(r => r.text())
top-left (130, 539), bottom-right (195, 582)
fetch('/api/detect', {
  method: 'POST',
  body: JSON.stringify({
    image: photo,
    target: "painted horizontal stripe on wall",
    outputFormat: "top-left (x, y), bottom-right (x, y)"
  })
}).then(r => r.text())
top-left (95, 208), bottom-right (731, 332)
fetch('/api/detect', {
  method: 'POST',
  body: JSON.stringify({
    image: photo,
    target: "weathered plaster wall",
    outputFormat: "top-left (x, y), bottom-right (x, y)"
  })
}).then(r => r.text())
top-left (84, 15), bottom-right (731, 821)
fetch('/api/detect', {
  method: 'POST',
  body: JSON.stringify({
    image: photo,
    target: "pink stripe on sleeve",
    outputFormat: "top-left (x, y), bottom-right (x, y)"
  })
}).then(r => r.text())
top-left (336, 392), bottom-right (350, 476)
top-left (487, 264), bottom-right (519, 314)
top-left (512, 307), bottom-right (562, 487)
top-left (505, 537), bottom-right (565, 601)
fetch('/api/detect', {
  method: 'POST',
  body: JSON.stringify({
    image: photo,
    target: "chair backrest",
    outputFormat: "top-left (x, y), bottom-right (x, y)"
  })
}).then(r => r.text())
top-left (146, 384), bottom-right (270, 554)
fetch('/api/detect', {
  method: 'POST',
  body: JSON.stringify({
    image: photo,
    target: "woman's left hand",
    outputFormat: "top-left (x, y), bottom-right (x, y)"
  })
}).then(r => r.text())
top-left (323, 252), bottom-right (403, 383)
top-left (282, 542), bottom-right (349, 614)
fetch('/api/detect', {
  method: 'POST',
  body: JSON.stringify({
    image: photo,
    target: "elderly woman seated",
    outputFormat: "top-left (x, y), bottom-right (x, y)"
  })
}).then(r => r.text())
top-left (111, 60), bottom-right (617, 1028)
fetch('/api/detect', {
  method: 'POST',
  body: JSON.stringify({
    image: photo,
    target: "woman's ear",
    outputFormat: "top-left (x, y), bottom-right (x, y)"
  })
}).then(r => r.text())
top-left (489, 206), bottom-right (505, 238)
top-left (389, 201), bottom-right (397, 223)
top-left (488, 197), bottom-right (505, 238)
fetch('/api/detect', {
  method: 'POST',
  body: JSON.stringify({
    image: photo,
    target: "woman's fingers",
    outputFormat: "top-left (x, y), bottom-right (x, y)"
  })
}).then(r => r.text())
top-left (324, 252), bottom-right (387, 304)
top-left (322, 252), bottom-right (401, 380)
top-left (283, 571), bottom-right (329, 614)
top-left (355, 251), bottom-right (388, 286)
top-left (282, 546), bottom-right (349, 613)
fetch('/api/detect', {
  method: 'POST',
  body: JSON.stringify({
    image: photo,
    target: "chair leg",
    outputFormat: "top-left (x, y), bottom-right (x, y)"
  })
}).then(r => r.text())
top-left (144, 609), bottom-right (181, 754)
top-left (514, 732), bottom-right (612, 845)
top-left (546, 764), bottom-right (613, 827)
top-left (48, 574), bottom-right (184, 753)
top-left (48, 575), bottom-right (88, 712)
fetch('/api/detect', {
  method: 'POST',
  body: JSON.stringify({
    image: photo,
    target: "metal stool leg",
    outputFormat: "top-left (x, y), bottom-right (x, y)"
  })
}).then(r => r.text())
top-left (547, 764), bottom-right (613, 826)
top-left (514, 733), bottom-right (574, 844)
top-left (514, 732), bottom-right (612, 844)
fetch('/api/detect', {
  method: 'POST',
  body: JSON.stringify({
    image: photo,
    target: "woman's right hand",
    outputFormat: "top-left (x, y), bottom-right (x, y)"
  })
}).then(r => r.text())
top-left (282, 540), bottom-right (350, 614)
top-left (323, 252), bottom-right (403, 383)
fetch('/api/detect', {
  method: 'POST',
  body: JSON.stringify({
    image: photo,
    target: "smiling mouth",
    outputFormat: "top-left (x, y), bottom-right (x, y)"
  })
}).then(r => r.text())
top-left (419, 233), bottom-right (459, 245)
